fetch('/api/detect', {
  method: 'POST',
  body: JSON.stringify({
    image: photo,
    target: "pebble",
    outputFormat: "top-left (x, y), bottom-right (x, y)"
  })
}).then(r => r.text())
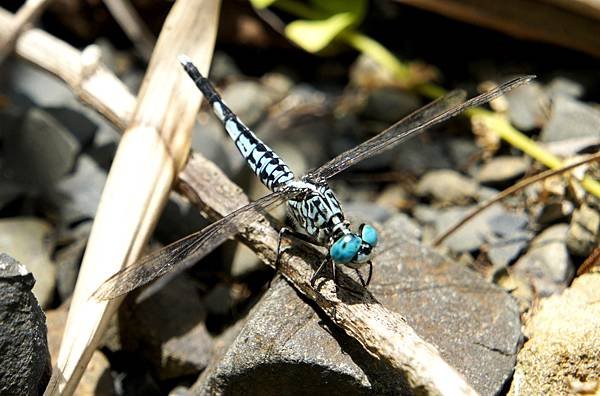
top-left (566, 204), bottom-right (600, 257)
top-left (415, 169), bottom-right (479, 205)
top-left (3, 108), bottom-right (79, 190)
top-left (222, 80), bottom-right (275, 127)
top-left (509, 273), bottom-right (600, 395)
top-left (192, 216), bottom-right (521, 395)
top-left (0, 253), bottom-right (51, 395)
top-left (361, 87), bottom-right (421, 123)
top-left (476, 156), bottom-right (529, 184)
top-left (415, 203), bottom-right (511, 252)
top-left (512, 224), bottom-right (574, 297)
top-left (52, 155), bottom-right (107, 223)
top-left (505, 81), bottom-right (547, 130)
top-left (540, 95), bottom-right (600, 142)
top-left (544, 77), bottom-right (584, 100)
top-left (54, 222), bottom-right (91, 301)
top-left (0, 218), bottom-right (56, 308)
top-left (119, 274), bottom-right (213, 380)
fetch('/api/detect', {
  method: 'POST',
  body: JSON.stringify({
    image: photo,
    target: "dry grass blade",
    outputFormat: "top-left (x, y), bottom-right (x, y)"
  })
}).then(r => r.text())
top-left (44, 0), bottom-right (221, 394)
top-left (432, 152), bottom-right (600, 247)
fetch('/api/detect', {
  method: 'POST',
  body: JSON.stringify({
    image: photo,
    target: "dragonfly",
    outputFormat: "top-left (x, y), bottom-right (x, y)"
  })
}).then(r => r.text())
top-left (93, 55), bottom-right (533, 300)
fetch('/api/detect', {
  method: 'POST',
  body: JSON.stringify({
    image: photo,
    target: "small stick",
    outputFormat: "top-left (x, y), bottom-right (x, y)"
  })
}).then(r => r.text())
top-left (102, 0), bottom-right (155, 61)
top-left (0, 0), bottom-right (53, 63)
top-left (432, 152), bottom-right (600, 247)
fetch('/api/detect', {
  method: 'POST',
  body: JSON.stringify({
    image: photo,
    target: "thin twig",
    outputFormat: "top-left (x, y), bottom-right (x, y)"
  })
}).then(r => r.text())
top-left (432, 152), bottom-right (600, 247)
top-left (1, 7), bottom-right (477, 394)
top-left (0, 0), bottom-right (54, 63)
top-left (102, 0), bottom-right (155, 61)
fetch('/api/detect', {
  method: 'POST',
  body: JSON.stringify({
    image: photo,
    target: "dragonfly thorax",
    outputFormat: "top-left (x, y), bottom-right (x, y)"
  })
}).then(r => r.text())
top-left (284, 180), bottom-right (378, 266)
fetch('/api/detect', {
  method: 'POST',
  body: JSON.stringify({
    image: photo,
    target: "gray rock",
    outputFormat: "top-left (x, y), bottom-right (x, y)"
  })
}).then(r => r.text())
top-left (0, 253), bottom-right (51, 395)
top-left (416, 169), bottom-right (479, 205)
top-left (120, 274), bottom-right (213, 380)
top-left (52, 155), bottom-right (107, 223)
top-left (566, 204), bottom-right (600, 257)
top-left (343, 202), bottom-right (394, 225)
top-left (545, 77), bottom-right (584, 100)
top-left (392, 137), bottom-right (456, 175)
top-left (208, 51), bottom-right (241, 82)
top-left (509, 273), bottom-right (600, 395)
top-left (3, 108), bottom-right (79, 190)
top-left (44, 106), bottom-right (98, 148)
top-left (192, 217), bottom-right (521, 395)
top-left (506, 81), bottom-right (547, 130)
top-left (8, 60), bottom-right (79, 108)
top-left (513, 224), bottom-right (574, 297)
top-left (361, 87), bottom-right (421, 123)
top-left (487, 231), bottom-right (531, 269)
top-left (222, 80), bottom-right (274, 127)
top-left (54, 222), bottom-right (91, 301)
top-left (0, 218), bottom-right (56, 307)
top-left (542, 136), bottom-right (600, 157)
top-left (476, 156), bottom-right (529, 184)
top-left (420, 204), bottom-right (531, 256)
top-left (540, 96), bottom-right (600, 142)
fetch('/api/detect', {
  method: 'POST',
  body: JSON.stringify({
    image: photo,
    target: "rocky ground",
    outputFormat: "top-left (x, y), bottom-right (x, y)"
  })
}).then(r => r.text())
top-left (0, 1), bottom-right (599, 395)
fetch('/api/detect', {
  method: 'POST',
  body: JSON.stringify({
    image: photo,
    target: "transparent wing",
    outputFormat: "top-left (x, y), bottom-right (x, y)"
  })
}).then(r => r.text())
top-left (93, 189), bottom-right (297, 300)
top-left (306, 75), bottom-right (535, 181)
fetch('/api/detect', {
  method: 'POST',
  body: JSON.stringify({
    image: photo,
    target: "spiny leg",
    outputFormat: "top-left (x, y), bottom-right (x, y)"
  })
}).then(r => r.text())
top-left (310, 253), bottom-right (331, 286)
top-left (354, 261), bottom-right (373, 287)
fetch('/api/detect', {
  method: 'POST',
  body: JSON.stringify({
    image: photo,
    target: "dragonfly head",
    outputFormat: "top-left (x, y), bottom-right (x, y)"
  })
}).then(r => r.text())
top-left (329, 224), bottom-right (378, 267)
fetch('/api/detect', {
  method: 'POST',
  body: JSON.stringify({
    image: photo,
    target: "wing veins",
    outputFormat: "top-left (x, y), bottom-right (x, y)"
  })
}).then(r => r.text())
top-left (306, 75), bottom-right (534, 181)
top-left (93, 189), bottom-right (297, 300)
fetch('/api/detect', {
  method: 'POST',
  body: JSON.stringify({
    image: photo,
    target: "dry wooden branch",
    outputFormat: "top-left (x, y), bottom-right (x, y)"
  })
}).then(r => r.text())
top-left (0, 0), bottom-right (54, 63)
top-left (102, 0), bottom-right (155, 61)
top-left (396, 0), bottom-right (600, 58)
top-left (1, 5), bottom-right (477, 394)
top-left (44, 1), bottom-right (220, 394)
top-left (179, 155), bottom-right (478, 395)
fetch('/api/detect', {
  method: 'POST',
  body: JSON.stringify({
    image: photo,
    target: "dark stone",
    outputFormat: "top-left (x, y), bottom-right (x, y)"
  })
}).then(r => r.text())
top-left (3, 108), bottom-right (79, 190)
top-left (192, 217), bottom-right (521, 395)
top-left (361, 87), bottom-right (421, 124)
top-left (44, 107), bottom-right (98, 149)
top-left (119, 274), bottom-right (213, 380)
top-left (51, 155), bottom-right (107, 224)
top-left (0, 253), bottom-right (51, 395)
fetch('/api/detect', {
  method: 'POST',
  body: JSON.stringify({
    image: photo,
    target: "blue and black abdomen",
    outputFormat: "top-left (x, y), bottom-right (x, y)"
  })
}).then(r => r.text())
top-left (180, 57), bottom-right (295, 191)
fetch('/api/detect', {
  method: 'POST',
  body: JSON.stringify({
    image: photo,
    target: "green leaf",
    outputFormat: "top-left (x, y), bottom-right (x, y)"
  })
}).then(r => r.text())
top-left (285, 12), bottom-right (356, 53)
top-left (249, 0), bottom-right (279, 9)
top-left (311, 0), bottom-right (366, 23)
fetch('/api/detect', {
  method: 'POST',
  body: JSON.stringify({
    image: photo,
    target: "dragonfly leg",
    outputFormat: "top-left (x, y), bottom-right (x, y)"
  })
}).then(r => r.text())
top-left (354, 261), bottom-right (373, 288)
top-left (310, 253), bottom-right (331, 286)
top-left (275, 227), bottom-right (324, 270)
top-left (273, 227), bottom-right (326, 288)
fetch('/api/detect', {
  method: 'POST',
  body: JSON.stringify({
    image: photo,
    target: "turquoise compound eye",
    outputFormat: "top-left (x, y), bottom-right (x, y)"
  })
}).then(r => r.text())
top-left (330, 234), bottom-right (361, 264)
top-left (360, 224), bottom-right (378, 247)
